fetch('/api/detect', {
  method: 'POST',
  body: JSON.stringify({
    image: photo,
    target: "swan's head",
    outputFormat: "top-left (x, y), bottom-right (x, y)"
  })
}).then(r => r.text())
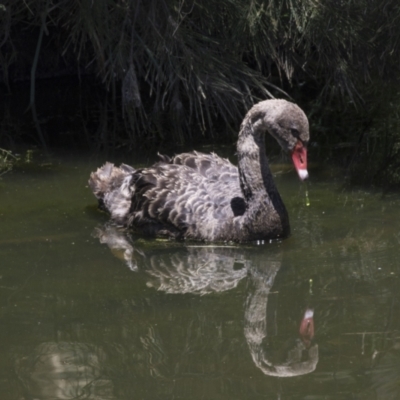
top-left (253, 99), bottom-right (310, 180)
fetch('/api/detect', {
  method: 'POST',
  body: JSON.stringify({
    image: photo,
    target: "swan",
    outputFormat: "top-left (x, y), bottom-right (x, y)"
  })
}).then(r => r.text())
top-left (89, 99), bottom-right (309, 242)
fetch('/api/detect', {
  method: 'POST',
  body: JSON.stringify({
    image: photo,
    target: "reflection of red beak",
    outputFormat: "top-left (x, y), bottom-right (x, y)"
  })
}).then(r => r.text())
top-left (291, 141), bottom-right (308, 181)
top-left (299, 309), bottom-right (314, 348)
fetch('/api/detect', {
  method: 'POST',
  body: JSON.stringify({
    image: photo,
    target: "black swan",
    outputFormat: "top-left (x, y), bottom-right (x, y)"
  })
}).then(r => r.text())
top-left (89, 99), bottom-right (309, 242)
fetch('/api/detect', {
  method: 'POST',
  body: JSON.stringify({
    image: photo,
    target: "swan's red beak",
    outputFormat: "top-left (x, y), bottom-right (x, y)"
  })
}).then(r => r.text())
top-left (299, 308), bottom-right (314, 348)
top-left (291, 141), bottom-right (308, 181)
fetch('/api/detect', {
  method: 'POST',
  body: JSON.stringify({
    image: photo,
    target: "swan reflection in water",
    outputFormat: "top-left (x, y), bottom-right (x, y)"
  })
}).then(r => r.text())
top-left (94, 224), bottom-right (318, 377)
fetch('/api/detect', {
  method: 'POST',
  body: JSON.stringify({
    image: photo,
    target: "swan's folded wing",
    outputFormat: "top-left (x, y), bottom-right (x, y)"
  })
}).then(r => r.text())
top-left (129, 160), bottom-right (242, 238)
top-left (161, 151), bottom-right (240, 191)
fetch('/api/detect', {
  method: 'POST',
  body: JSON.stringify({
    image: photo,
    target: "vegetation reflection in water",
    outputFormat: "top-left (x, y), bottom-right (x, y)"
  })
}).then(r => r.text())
top-left (1, 152), bottom-right (400, 399)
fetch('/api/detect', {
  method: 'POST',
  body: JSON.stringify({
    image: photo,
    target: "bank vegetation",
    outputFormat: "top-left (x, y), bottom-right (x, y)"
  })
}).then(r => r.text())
top-left (1, 0), bottom-right (400, 185)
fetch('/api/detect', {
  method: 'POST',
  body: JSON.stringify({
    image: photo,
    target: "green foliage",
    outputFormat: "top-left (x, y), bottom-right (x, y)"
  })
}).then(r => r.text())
top-left (1, 0), bottom-right (400, 184)
top-left (345, 89), bottom-right (400, 188)
top-left (0, 148), bottom-right (19, 176)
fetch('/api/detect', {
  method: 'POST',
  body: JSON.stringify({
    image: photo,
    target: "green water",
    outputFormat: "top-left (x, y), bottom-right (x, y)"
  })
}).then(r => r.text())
top-left (1, 150), bottom-right (400, 399)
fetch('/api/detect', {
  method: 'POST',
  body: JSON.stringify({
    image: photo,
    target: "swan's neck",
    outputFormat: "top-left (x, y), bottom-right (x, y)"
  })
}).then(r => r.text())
top-left (236, 118), bottom-right (290, 239)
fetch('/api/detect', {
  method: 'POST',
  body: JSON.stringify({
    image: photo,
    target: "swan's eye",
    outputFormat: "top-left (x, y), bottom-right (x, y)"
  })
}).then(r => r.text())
top-left (291, 128), bottom-right (300, 138)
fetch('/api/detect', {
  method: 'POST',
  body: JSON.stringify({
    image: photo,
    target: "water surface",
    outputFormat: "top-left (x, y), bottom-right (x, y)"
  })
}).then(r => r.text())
top-left (1, 149), bottom-right (400, 399)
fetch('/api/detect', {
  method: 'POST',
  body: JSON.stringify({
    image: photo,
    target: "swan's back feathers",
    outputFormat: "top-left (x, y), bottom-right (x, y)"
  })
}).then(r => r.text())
top-left (165, 151), bottom-right (240, 190)
top-left (167, 151), bottom-right (237, 178)
top-left (89, 152), bottom-right (243, 240)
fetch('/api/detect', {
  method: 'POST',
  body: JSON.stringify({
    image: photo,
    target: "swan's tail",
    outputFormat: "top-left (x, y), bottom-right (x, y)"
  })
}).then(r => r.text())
top-left (89, 162), bottom-right (135, 226)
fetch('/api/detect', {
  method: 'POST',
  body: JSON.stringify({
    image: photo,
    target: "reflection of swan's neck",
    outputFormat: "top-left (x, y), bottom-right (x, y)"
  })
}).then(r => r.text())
top-left (244, 264), bottom-right (318, 377)
top-left (244, 262), bottom-right (280, 348)
top-left (237, 118), bottom-right (290, 239)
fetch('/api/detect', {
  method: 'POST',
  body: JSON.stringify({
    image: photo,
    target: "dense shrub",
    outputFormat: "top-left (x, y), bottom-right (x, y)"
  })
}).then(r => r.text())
top-left (1, 0), bottom-right (400, 184)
